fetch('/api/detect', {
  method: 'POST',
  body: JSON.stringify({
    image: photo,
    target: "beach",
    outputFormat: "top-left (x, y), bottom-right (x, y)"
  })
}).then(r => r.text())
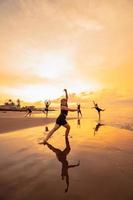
top-left (0, 111), bottom-right (56, 134)
top-left (0, 111), bottom-right (133, 200)
top-left (0, 0), bottom-right (133, 199)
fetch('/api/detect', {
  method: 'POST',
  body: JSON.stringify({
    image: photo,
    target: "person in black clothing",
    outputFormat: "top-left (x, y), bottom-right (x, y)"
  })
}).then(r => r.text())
top-left (92, 101), bottom-right (105, 121)
top-left (25, 107), bottom-right (32, 117)
top-left (39, 89), bottom-right (78, 144)
top-left (44, 135), bottom-right (80, 193)
top-left (43, 100), bottom-right (51, 118)
top-left (77, 104), bottom-right (82, 118)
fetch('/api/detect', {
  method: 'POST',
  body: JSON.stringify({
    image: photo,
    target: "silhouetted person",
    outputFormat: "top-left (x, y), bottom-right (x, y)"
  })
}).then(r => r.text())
top-left (77, 104), bottom-right (82, 118)
top-left (17, 99), bottom-right (21, 108)
top-left (43, 100), bottom-right (51, 118)
top-left (25, 107), bottom-right (32, 117)
top-left (44, 135), bottom-right (80, 192)
top-left (93, 122), bottom-right (105, 136)
top-left (92, 101), bottom-right (105, 121)
top-left (39, 89), bottom-right (78, 144)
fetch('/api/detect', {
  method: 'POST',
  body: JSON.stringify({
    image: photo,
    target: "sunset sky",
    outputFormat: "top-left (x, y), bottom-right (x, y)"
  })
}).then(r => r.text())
top-left (0, 0), bottom-right (133, 102)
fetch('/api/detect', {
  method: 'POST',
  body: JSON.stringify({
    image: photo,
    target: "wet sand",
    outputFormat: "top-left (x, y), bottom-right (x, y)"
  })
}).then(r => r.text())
top-left (0, 114), bottom-right (133, 200)
top-left (0, 117), bottom-right (56, 134)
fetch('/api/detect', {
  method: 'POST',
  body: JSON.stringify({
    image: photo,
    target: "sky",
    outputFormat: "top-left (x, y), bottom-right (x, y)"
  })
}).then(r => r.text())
top-left (0, 0), bottom-right (133, 102)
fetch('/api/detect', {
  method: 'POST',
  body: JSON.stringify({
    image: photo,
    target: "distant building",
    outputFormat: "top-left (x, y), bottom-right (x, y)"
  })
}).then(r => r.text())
top-left (0, 103), bottom-right (17, 111)
top-left (0, 99), bottom-right (18, 111)
top-left (0, 99), bottom-right (36, 111)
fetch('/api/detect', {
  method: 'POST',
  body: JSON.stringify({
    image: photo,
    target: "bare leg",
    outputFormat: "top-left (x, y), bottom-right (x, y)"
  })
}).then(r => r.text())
top-left (25, 112), bottom-right (29, 117)
top-left (63, 123), bottom-right (71, 137)
top-left (79, 110), bottom-right (82, 117)
top-left (98, 111), bottom-right (101, 121)
top-left (42, 110), bottom-right (45, 114)
top-left (63, 134), bottom-right (71, 155)
top-left (39, 124), bottom-right (60, 144)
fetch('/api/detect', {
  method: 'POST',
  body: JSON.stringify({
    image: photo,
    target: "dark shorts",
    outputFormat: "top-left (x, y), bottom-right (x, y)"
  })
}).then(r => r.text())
top-left (28, 110), bottom-right (32, 113)
top-left (96, 108), bottom-right (101, 112)
top-left (56, 114), bottom-right (67, 126)
top-left (45, 108), bottom-right (48, 112)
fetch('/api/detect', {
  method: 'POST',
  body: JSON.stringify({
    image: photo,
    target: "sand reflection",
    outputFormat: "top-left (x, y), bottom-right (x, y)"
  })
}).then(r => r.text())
top-left (44, 135), bottom-right (80, 193)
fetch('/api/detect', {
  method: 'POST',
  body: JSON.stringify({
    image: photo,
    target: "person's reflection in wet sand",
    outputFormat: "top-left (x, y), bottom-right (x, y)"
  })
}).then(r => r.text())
top-left (45, 135), bottom-right (80, 193)
top-left (77, 118), bottom-right (81, 128)
top-left (93, 122), bottom-right (105, 136)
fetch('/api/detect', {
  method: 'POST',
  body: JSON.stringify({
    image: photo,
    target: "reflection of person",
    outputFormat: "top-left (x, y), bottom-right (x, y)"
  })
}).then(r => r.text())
top-left (43, 100), bottom-right (51, 118)
top-left (92, 101), bottom-right (105, 121)
top-left (39, 89), bottom-right (78, 144)
top-left (25, 107), bottom-right (32, 117)
top-left (77, 118), bottom-right (81, 128)
top-left (93, 122), bottom-right (104, 136)
top-left (45, 126), bottom-right (49, 132)
top-left (44, 135), bottom-right (80, 192)
top-left (77, 104), bottom-right (82, 118)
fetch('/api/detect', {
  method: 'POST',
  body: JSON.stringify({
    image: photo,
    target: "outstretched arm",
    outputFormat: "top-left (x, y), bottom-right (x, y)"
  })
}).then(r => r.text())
top-left (48, 101), bottom-right (51, 106)
top-left (61, 106), bottom-right (77, 112)
top-left (91, 107), bottom-right (95, 109)
top-left (64, 89), bottom-right (68, 100)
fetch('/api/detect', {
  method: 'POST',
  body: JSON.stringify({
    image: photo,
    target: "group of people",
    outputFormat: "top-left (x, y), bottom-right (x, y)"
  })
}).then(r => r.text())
top-left (25, 100), bottom-right (51, 118)
top-left (39, 89), bottom-right (105, 145)
top-left (38, 89), bottom-right (105, 192)
top-left (25, 89), bottom-right (105, 143)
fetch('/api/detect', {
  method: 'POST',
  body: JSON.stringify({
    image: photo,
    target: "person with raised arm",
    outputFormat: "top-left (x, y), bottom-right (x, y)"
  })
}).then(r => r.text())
top-left (44, 100), bottom-right (51, 118)
top-left (39, 89), bottom-right (78, 144)
top-left (92, 101), bottom-right (105, 121)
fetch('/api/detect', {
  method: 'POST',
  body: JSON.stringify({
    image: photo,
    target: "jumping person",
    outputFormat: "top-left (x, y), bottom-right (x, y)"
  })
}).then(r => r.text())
top-left (92, 101), bottom-right (105, 121)
top-left (39, 89), bottom-right (78, 144)
top-left (77, 104), bottom-right (82, 118)
top-left (44, 135), bottom-right (80, 192)
top-left (25, 107), bottom-right (32, 117)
